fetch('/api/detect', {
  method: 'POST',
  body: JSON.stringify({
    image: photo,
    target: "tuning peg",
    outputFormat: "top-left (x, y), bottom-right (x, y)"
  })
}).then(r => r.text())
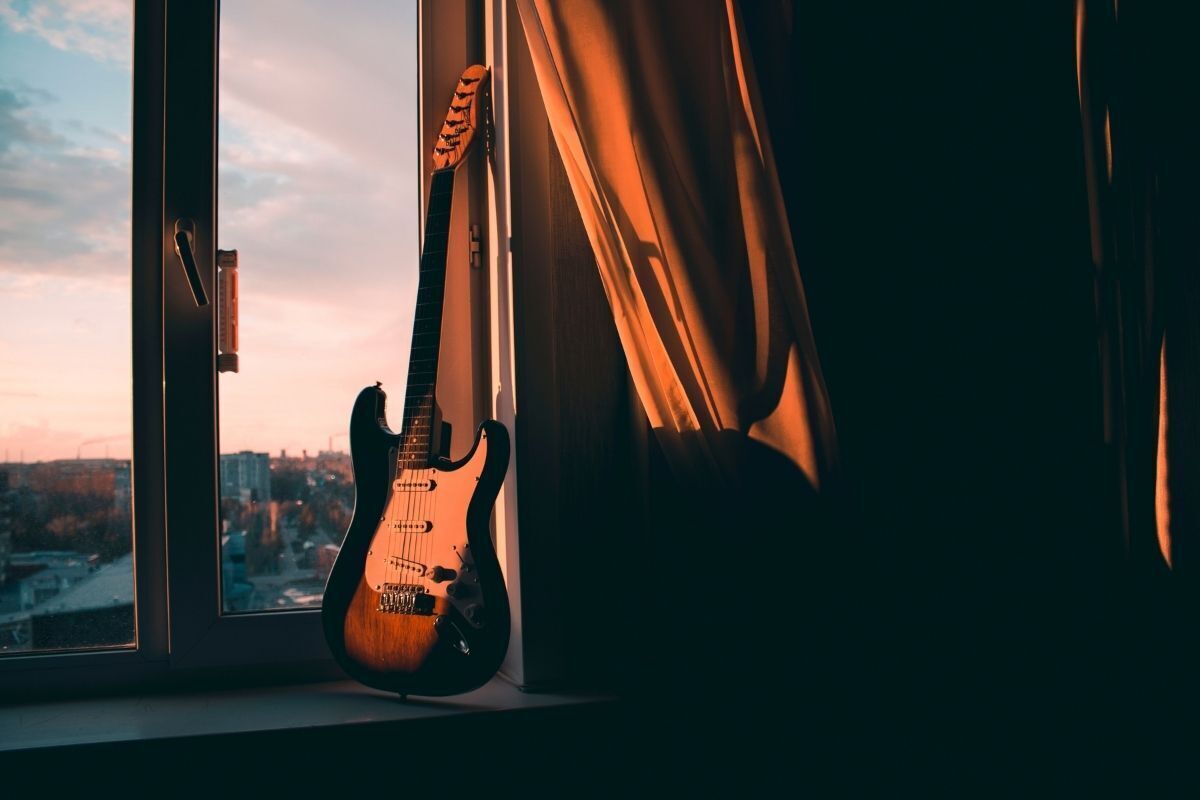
top-left (454, 91), bottom-right (475, 99)
top-left (450, 103), bottom-right (470, 112)
top-left (460, 77), bottom-right (480, 85)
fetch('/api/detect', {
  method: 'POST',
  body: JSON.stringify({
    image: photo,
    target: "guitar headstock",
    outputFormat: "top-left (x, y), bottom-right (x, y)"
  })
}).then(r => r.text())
top-left (432, 64), bottom-right (490, 172)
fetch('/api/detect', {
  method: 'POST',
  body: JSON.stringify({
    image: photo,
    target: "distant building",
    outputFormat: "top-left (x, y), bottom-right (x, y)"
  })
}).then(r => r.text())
top-left (316, 450), bottom-right (353, 483)
top-left (221, 531), bottom-right (255, 612)
top-left (6, 551), bottom-right (98, 609)
top-left (220, 451), bottom-right (271, 504)
top-left (19, 459), bottom-right (131, 502)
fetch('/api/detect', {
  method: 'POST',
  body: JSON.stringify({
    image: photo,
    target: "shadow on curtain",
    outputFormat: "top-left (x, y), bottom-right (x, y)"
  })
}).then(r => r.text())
top-left (513, 0), bottom-right (838, 500)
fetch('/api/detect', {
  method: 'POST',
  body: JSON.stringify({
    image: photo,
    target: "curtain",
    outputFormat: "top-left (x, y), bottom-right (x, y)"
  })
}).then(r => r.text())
top-left (513, 0), bottom-right (838, 496)
top-left (1077, 0), bottom-right (1200, 575)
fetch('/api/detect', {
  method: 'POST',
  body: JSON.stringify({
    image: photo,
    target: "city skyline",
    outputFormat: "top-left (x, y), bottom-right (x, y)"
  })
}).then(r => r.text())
top-left (1, 0), bottom-right (420, 463)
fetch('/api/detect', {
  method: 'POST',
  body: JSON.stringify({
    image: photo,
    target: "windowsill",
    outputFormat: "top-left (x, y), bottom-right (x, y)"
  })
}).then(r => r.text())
top-left (0, 674), bottom-right (616, 755)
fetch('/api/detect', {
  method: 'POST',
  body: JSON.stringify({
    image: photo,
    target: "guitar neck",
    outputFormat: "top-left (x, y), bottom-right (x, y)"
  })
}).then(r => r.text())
top-left (399, 168), bottom-right (456, 468)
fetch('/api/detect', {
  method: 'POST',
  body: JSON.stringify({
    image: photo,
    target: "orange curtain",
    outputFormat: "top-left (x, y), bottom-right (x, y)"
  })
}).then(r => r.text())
top-left (513, 0), bottom-right (838, 494)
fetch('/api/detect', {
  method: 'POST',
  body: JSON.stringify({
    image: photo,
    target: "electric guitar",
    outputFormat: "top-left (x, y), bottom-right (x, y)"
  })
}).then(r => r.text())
top-left (322, 65), bottom-right (509, 696)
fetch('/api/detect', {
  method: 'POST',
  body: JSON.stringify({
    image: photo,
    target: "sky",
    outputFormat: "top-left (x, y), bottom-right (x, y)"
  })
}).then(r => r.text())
top-left (0, 0), bottom-right (420, 463)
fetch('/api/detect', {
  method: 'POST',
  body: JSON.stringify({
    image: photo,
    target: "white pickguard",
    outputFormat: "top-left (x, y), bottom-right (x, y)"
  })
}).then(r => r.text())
top-left (362, 436), bottom-right (489, 601)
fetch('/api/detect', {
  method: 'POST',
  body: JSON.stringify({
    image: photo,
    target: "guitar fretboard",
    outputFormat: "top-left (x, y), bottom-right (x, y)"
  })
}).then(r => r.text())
top-left (399, 168), bottom-right (455, 469)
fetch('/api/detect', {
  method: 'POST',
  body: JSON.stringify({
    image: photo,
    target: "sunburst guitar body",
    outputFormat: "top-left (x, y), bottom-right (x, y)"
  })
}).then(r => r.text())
top-left (322, 65), bottom-right (510, 696)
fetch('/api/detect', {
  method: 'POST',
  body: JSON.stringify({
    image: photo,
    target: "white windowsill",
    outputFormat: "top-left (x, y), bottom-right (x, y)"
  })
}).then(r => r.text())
top-left (0, 675), bottom-right (614, 754)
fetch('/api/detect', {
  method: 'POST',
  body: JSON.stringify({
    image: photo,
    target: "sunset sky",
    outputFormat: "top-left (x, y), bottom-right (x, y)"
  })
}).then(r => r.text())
top-left (0, 0), bottom-right (420, 463)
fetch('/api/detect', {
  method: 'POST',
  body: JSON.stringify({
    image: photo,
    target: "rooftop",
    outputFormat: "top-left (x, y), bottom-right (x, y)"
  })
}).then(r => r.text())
top-left (31, 553), bottom-right (134, 616)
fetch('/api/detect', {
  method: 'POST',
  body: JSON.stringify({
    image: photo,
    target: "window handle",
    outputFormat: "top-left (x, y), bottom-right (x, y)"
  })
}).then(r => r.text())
top-left (173, 218), bottom-right (209, 306)
top-left (217, 249), bottom-right (239, 373)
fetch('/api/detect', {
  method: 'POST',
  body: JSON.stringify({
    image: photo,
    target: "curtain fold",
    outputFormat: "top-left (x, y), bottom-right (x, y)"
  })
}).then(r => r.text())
top-left (513, 0), bottom-right (837, 495)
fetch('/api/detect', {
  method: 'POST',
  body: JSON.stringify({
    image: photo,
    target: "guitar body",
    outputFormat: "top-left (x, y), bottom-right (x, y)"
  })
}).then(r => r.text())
top-left (323, 385), bottom-right (510, 695)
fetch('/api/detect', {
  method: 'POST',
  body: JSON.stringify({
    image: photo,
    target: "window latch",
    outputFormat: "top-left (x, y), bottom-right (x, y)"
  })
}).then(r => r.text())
top-left (470, 223), bottom-right (482, 269)
top-left (217, 249), bottom-right (239, 373)
top-left (173, 218), bottom-right (209, 306)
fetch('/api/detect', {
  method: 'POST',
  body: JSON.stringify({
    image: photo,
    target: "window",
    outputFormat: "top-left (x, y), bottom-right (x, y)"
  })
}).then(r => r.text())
top-left (0, 0), bottom-right (136, 655)
top-left (0, 0), bottom-right (538, 699)
top-left (215, 1), bottom-right (419, 614)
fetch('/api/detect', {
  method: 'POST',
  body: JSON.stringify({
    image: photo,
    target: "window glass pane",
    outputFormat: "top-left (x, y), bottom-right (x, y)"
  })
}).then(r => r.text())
top-left (217, 1), bottom-right (419, 613)
top-left (0, 2), bottom-right (135, 653)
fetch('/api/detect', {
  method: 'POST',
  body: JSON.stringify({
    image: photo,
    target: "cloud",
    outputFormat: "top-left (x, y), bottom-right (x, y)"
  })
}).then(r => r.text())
top-left (218, 0), bottom-right (418, 171)
top-left (215, 0), bottom-right (422, 312)
top-left (0, 86), bottom-right (61, 151)
top-left (0, 84), bottom-right (130, 282)
top-left (0, 0), bottom-right (131, 67)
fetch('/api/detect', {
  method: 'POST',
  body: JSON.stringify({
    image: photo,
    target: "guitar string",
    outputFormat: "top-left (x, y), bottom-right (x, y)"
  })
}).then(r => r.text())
top-left (377, 106), bottom-right (464, 616)
top-left (427, 112), bottom-right (464, 613)
top-left (383, 400), bottom-right (400, 597)
top-left (402, 395), bottom-right (422, 606)
top-left (419, 171), bottom-right (451, 610)
top-left (401, 389), bottom-right (425, 591)
top-left (422, 396), bottom-right (437, 604)
top-left (408, 395), bottom-right (427, 603)
top-left (417, 204), bottom-right (442, 603)
top-left (402, 169), bottom-right (446, 609)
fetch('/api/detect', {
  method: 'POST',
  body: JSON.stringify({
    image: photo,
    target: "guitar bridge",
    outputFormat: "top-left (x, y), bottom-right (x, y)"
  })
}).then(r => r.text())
top-left (378, 583), bottom-right (435, 615)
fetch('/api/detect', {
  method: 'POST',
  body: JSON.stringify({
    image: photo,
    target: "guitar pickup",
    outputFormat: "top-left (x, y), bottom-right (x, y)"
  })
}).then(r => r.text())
top-left (387, 520), bottom-right (433, 533)
top-left (392, 478), bottom-right (436, 493)
top-left (386, 556), bottom-right (428, 575)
